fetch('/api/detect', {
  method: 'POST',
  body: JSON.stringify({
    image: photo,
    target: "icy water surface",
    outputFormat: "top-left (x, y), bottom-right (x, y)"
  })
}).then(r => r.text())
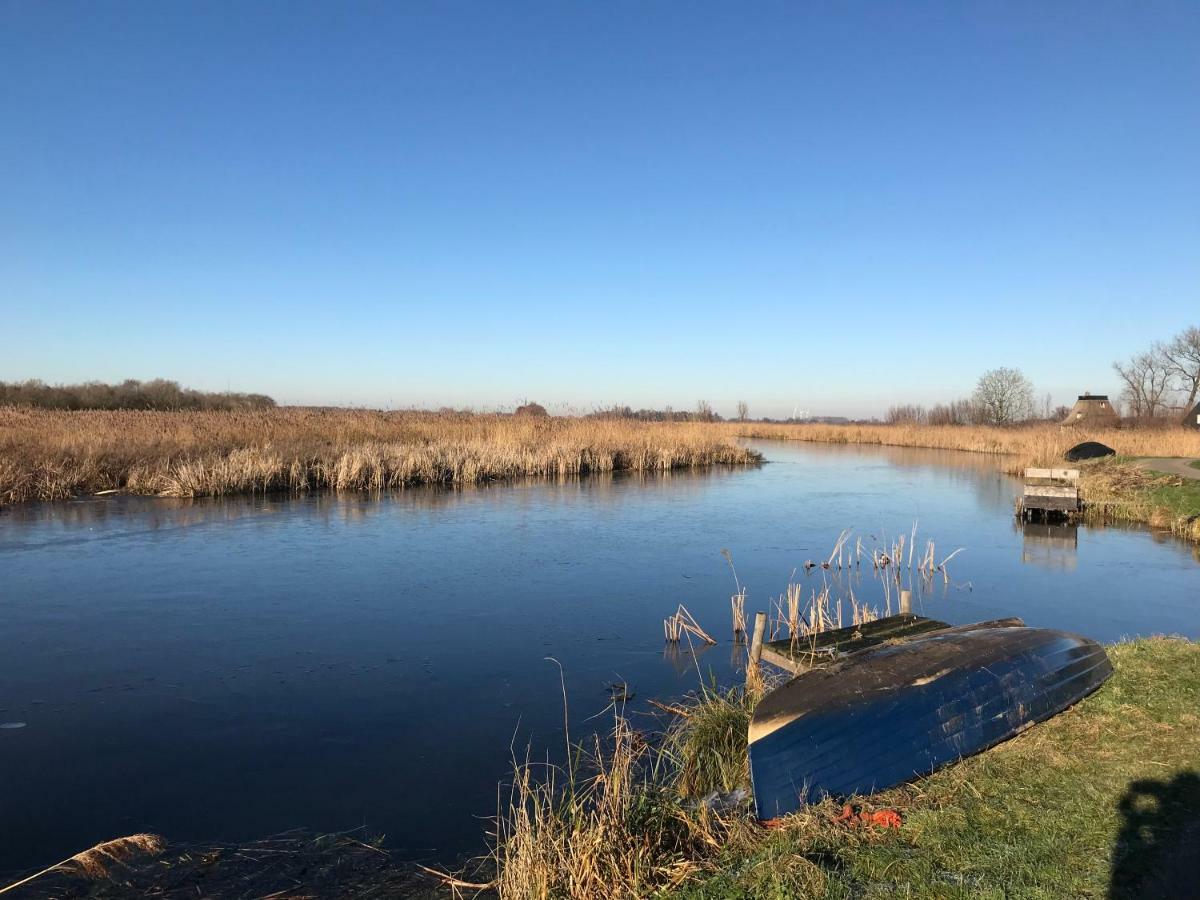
top-left (1, 441), bottom-right (1197, 871)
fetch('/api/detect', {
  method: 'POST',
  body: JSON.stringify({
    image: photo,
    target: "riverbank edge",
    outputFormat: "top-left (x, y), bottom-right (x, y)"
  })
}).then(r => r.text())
top-left (480, 636), bottom-right (1197, 899)
top-left (733, 423), bottom-right (1200, 543)
top-left (12, 638), bottom-right (1196, 898)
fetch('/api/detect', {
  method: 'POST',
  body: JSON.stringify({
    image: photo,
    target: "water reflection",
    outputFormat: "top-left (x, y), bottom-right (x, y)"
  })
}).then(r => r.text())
top-left (1020, 522), bottom-right (1079, 572)
top-left (0, 466), bottom-right (745, 550)
top-left (662, 641), bottom-right (717, 676)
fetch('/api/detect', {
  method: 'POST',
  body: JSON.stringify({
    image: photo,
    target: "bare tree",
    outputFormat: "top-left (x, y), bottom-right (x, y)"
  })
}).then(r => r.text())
top-left (736, 400), bottom-right (749, 422)
top-left (1162, 325), bottom-right (1200, 420)
top-left (928, 398), bottom-right (978, 426)
top-left (972, 368), bottom-right (1035, 426)
top-left (693, 400), bottom-right (715, 422)
top-left (885, 404), bottom-right (926, 425)
top-left (1113, 349), bottom-right (1174, 419)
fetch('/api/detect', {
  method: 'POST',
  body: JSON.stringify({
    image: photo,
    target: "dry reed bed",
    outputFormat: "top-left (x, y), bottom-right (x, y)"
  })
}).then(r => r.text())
top-left (730, 421), bottom-right (1200, 470)
top-left (0, 408), bottom-right (760, 504)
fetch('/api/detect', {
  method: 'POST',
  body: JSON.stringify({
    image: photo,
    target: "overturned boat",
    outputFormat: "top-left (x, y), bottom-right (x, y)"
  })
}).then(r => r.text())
top-left (749, 618), bottom-right (1112, 819)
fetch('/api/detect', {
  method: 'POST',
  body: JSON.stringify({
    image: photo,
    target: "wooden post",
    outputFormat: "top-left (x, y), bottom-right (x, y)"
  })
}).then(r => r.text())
top-left (748, 612), bottom-right (767, 667)
top-left (899, 590), bottom-right (912, 614)
top-left (746, 611), bottom-right (768, 692)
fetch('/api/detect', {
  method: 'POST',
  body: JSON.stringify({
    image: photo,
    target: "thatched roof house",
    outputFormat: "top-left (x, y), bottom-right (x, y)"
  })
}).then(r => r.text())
top-left (514, 402), bottom-right (549, 417)
top-left (1061, 393), bottom-right (1120, 427)
top-left (1185, 401), bottom-right (1200, 430)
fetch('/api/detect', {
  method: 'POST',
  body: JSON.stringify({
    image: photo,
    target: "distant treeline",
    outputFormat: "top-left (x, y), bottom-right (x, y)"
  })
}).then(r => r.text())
top-left (0, 379), bottom-right (276, 411)
top-left (884, 400), bottom-right (1072, 427)
top-left (584, 404), bottom-right (862, 425)
top-left (585, 405), bottom-right (721, 422)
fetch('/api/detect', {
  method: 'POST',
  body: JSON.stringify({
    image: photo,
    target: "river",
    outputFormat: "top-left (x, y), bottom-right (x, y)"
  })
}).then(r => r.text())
top-left (1, 440), bottom-right (1196, 872)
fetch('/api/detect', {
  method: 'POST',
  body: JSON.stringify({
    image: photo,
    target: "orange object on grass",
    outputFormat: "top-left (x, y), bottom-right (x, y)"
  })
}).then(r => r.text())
top-left (831, 803), bottom-right (903, 829)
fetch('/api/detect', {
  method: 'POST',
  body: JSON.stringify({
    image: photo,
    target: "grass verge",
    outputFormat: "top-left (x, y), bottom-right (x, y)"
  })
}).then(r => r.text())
top-left (1080, 459), bottom-right (1200, 544)
top-left (485, 638), bottom-right (1198, 899)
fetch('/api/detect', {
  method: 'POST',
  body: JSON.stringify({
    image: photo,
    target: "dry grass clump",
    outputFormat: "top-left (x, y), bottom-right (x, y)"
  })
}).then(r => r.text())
top-left (474, 685), bottom-right (768, 900)
top-left (485, 638), bottom-right (1199, 899)
top-left (0, 407), bottom-right (760, 504)
top-left (489, 711), bottom-right (722, 899)
top-left (666, 688), bottom-right (756, 799)
top-left (0, 833), bottom-right (164, 895)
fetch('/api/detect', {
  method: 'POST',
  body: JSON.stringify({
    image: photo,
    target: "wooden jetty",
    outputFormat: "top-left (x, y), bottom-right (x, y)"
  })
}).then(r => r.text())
top-left (1016, 467), bottom-right (1080, 521)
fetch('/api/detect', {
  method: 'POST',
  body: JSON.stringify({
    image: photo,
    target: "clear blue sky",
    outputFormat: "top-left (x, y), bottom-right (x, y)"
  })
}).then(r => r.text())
top-left (3, 2), bottom-right (1197, 417)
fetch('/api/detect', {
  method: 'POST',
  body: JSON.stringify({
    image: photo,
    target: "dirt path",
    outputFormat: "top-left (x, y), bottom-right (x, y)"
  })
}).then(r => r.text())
top-left (1135, 457), bottom-right (1200, 480)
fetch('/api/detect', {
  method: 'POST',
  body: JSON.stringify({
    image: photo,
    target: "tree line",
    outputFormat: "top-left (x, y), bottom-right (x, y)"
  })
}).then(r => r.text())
top-left (0, 379), bottom-right (276, 411)
top-left (886, 367), bottom-right (1052, 427)
top-left (887, 324), bottom-right (1200, 428)
top-left (1113, 326), bottom-right (1200, 420)
top-left (585, 402), bottom-right (726, 422)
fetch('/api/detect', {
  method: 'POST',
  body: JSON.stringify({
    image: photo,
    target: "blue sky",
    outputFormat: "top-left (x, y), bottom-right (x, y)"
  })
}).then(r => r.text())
top-left (2, 2), bottom-right (1197, 417)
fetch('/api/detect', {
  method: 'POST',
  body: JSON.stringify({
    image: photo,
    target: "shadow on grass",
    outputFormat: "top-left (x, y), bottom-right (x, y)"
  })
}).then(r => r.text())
top-left (1110, 770), bottom-right (1200, 899)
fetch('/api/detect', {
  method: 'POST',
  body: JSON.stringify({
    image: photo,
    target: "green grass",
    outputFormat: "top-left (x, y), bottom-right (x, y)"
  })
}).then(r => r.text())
top-left (1079, 460), bottom-right (1200, 543)
top-left (1190, 459), bottom-right (1200, 472)
top-left (1146, 477), bottom-right (1200, 520)
top-left (666, 685), bottom-right (755, 797)
top-left (670, 638), bottom-right (1199, 900)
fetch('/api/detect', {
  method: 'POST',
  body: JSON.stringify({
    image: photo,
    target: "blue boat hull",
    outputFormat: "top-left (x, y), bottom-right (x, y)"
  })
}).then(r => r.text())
top-left (749, 623), bottom-right (1112, 819)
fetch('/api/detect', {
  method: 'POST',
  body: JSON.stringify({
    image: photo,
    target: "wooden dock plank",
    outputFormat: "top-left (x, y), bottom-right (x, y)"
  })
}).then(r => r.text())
top-left (1024, 485), bottom-right (1079, 499)
top-left (1025, 468), bottom-right (1079, 482)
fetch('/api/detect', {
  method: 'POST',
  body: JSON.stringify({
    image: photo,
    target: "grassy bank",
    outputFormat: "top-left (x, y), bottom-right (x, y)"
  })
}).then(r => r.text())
top-left (13, 640), bottom-right (1194, 898)
top-left (1081, 458), bottom-right (1200, 543)
top-left (732, 423), bottom-right (1200, 543)
top-left (0, 408), bottom-right (760, 504)
top-left (485, 638), bottom-right (1198, 899)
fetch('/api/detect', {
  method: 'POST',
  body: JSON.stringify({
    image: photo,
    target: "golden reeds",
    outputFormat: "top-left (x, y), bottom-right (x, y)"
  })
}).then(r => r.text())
top-left (728, 421), bottom-right (1200, 469)
top-left (0, 408), bottom-right (761, 504)
top-left (664, 605), bottom-right (716, 645)
top-left (720, 549), bottom-right (748, 641)
top-left (0, 833), bottom-right (165, 895)
top-left (729, 588), bottom-right (747, 642)
top-left (487, 710), bottom-right (713, 899)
